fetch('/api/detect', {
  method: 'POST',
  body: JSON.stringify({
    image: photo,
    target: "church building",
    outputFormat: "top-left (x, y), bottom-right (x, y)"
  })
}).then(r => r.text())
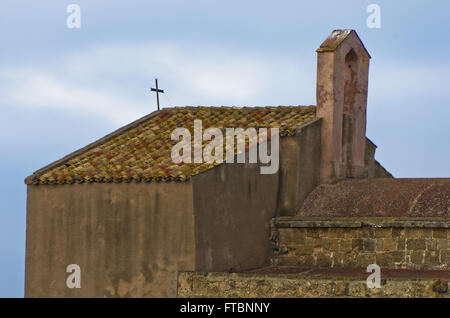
top-left (25, 30), bottom-right (449, 298)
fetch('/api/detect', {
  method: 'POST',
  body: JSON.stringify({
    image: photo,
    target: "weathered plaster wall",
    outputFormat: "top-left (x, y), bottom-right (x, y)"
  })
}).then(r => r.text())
top-left (365, 138), bottom-right (392, 178)
top-left (277, 119), bottom-right (322, 216)
top-left (191, 120), bottom-right (321, 273)
top-left (25, 182), bottom-right (195, 297)
top-left (316, 31), bottom-right (370, 183)
top-left (369, 161), bottom-right (392, 178)
top-left (272, 217), bottom-right (449, 270)
top-left (192, 162), bottom-right (279, 273)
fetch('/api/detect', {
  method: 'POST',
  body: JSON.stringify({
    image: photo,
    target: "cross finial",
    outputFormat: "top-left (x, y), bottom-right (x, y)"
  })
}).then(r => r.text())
top-left (150, 78), bottom-right (164, 111)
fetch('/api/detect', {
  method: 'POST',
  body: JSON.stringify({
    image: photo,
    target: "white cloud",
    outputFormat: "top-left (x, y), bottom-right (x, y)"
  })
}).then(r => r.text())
top-left (61, 42), bottom-right (316, 105)
top-left (0, 43), bottom-right (316, 125)
top-left (1, 69), bottom-right (146, 124)
top-left (2, 43), bottom-right (449, 127)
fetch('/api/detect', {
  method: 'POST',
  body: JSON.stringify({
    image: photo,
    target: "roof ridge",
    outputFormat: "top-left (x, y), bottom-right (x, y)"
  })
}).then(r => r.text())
top-left (25, 105), bottom-right (317, 185)
top-left (169, 105), bottom-right (315, 109)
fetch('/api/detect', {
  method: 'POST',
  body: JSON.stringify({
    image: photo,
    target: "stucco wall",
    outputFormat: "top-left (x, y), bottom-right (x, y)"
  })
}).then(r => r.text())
top-left (191, 120), bottom-right (322, 273)
top-left (277, 119), bottom-right (322, 216)
top-left (192, 162), bottom-right (279, 273)
top-left (365, 138), bottom-right (392, 178)
top-left (316, 31), bottom-right (370, 183)
top-left (25, 182), bottom-right (195, 297)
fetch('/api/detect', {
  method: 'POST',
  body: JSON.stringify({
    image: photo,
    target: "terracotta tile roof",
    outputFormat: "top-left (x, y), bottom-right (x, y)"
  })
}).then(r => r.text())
top-left (297, 178), bottom-right (450, 218)
top-left (26, 106), bottom-right (316, 185)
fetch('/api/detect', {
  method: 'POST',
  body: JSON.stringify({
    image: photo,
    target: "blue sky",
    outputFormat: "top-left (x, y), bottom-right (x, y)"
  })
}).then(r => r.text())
top-left (1, 0), bottom-right (449, 297)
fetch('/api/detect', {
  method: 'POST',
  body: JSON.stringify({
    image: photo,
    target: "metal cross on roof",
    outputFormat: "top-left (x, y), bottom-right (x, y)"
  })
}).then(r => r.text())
top-left (150, 78), bottom-right (164, 111)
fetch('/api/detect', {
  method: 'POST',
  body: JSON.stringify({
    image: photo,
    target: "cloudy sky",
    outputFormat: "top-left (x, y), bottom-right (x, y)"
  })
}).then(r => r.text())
top-left (1, 0), bottom-right (449, 297)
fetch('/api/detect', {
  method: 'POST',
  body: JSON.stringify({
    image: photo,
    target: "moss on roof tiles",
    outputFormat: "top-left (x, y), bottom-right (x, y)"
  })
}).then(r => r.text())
top-left (26, 105), bottom-right (316, 185)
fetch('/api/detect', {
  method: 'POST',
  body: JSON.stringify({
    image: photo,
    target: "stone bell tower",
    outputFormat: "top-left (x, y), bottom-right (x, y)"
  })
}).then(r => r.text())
top-left (315, 29), bottom-right (371, 184)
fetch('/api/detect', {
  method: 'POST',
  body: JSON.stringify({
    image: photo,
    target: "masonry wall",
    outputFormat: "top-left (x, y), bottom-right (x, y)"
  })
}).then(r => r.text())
top-left (177, 271), bottom-right (450, 298)
top-left (25, 182), bottom-right (195, 297)
top-left (272, 218), bottom-right (449, 270)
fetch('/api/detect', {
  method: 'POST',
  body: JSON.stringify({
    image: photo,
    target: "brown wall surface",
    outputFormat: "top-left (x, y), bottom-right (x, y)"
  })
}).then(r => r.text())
top-left (191, 120), bottom-right (322, 273)
top-left (277, 119), bottom-right (322, 216)
top-left (25, 182), bottom-right (195, 297)
top-left (369, 160), bottom-right (393, 178)
top-left (365, 138), bottom-right (392, 178)
top-left (192, 162), bottom-right (279, 273)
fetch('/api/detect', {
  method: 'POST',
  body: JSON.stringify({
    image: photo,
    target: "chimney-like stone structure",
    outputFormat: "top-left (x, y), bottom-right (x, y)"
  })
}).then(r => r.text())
top-left (316, 29), bottom-right (371, 184)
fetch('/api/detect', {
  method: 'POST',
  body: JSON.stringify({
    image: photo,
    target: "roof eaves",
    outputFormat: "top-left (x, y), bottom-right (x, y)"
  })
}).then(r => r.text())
top-left (24, 109), bottom-right (164, 185)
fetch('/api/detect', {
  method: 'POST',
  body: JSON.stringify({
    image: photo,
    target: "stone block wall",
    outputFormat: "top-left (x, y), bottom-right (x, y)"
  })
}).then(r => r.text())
top-left (177, 271), bottom-right (450, 298)
top-left (271, 218), bottom-right (449, 270)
